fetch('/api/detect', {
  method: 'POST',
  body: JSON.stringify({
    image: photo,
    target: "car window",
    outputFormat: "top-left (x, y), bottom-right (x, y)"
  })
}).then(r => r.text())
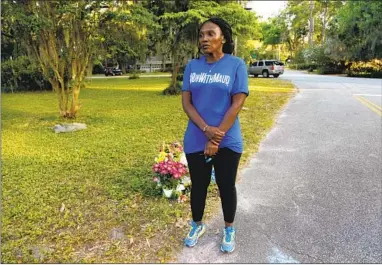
top-left (265, 61), bottom-right (274, 66)
top-left (258, 61), bottom-right (264, 66)
top-left (252, 62), bottom-right (257, 67)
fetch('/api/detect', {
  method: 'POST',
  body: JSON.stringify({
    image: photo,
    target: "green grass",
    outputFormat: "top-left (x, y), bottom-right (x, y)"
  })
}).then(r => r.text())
top-left (91, 71), bottom-right (171, 78)
top-left (1, 77), bottom-right (295, 263)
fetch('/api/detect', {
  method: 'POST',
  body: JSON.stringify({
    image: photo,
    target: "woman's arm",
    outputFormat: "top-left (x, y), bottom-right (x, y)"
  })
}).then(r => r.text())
top-left (182, 91), bottom-right (208, 131)
top-left (182, 91), bottom-right (225, 142)
top-left (218, 93), bottom-right (247, 133)
top-left (204, 93), bottom-right (246, 156)
top-left (216, 59), bottom-right (249, 136)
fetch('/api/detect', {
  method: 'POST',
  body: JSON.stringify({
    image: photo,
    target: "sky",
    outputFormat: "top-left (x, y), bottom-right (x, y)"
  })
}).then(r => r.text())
top-left (245, 1), bottom-right (287, 21)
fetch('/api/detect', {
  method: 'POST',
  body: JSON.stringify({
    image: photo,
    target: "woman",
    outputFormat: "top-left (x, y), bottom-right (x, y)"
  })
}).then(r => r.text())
top-left (181, 17), bottom-right (249, 253)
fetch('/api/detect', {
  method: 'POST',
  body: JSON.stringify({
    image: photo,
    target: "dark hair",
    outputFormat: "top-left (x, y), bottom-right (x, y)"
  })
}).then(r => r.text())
top-left (199, 17), bottom-right (234, 54)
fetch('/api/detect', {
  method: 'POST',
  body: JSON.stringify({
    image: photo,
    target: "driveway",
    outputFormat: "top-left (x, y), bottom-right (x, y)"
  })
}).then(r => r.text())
top-left (176, 70), bottom-right (382, 263)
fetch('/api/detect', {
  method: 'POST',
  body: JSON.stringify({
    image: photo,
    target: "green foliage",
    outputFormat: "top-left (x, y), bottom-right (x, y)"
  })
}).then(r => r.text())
top-left (163, 81), bottom-right (183, 95)
top-left (1, 56), bottom-right (51, 92)
top-left (327, 1), bottom-right (382, 61)
top-left (302, 45), bottom-right (331, 66)
top-left (97, 3), bottom-right (160, 68)
top-left (128, 74), bottom-right (140, 79)
top-left (260, 18), bottom-right (283, 45)
top-left (347, 59), bottom-right (382, 78)
top-left (92, 63), bottom-right (105, 75)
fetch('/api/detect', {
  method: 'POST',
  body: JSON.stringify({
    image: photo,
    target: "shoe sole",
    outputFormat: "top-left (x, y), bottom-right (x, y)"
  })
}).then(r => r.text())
top-left (220, 244), bottom-right (235, 253)
top-left (184, 227), bottom-right (206, 247)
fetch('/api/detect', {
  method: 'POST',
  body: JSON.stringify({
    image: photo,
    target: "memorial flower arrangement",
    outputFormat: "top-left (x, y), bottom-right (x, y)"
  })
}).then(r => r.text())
top-left (152, 142), bottom-right (190, 199)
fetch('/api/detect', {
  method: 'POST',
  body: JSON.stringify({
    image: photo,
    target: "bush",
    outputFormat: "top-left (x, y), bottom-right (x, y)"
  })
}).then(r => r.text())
top-left (347, 59), bottom-right (382, 78)
top-left (92, 63), bottom-right (105, 74)
top-left (129, 74), bottom-right (140, 79)
top-left (126, 69), bottom-right (145, 74)
top-left (1, 56), bottom-right (51, 92)
top-left (176, 74), bottom-right (184, 81)
top-left (317, 64), bottom-right (345, 75)
top-left (287, 63), bottom-right (316, 70)
top-left (163, 81), bottom-right (182, 95)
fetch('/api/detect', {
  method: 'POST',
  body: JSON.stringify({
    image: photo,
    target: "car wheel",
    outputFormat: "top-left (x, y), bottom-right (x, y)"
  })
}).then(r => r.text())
top-left (262, 70), bottom-right (269, 78)
top-left (273, 74), bottom-right (279, 78)
top-left (253, 74), bottom-right (258, 78)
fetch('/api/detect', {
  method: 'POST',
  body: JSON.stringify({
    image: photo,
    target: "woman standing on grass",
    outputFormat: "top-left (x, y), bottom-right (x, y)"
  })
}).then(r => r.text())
top-left (181, 17), bottom-right (249, 253)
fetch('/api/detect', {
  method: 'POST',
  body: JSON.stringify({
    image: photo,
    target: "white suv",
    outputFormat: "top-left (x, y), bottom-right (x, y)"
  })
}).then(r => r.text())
top-left (248, 60), bottom-right (284, 78)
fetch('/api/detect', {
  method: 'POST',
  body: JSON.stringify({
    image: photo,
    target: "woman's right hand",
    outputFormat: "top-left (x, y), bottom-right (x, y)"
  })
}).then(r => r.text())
top-left (205, 126), bottom-right (225, 145)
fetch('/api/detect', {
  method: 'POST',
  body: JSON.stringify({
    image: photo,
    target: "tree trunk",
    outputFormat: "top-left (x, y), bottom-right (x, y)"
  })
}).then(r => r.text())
top-left (309, 0), bottom-right (315, 47)
top-left (162, 54), bottom-right (166, 72)
top-left (171, 53), bottom-right (179, 88)
top-left (321, 2), bottom-right (327, 44)
top-left (70, 85), bottom-right (80, 118)
top-left (163, 52), bottom-right (180, 95)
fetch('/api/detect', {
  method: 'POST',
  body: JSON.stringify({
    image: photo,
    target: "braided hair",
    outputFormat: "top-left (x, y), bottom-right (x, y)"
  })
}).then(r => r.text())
top-left (199, 17), bottom-right (234, 54)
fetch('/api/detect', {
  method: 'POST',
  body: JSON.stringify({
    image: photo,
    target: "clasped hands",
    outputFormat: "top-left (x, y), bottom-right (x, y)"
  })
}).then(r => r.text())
top-left (204, 126), bottom-right (225, 157)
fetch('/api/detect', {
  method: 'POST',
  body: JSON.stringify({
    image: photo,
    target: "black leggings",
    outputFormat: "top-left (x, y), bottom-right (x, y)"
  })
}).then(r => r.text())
top-left (186, 148), bottom-right (242, 223)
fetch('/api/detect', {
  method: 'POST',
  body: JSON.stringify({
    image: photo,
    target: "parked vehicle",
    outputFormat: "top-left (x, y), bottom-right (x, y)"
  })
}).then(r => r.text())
top-left (248, 60), bottom-right (284, 78)
top-left (104, 67), bottom-right (123, 76)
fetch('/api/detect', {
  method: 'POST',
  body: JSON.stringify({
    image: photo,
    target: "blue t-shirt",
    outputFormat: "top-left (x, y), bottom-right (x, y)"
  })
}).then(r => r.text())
top-left (182, 54), bottom-right (249, 154)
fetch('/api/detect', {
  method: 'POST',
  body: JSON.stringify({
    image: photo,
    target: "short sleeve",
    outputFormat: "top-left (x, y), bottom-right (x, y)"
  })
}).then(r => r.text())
top-left (181, 62), bottom-right (192, 92)
top-left (231, 60), bottom-right (249, 97)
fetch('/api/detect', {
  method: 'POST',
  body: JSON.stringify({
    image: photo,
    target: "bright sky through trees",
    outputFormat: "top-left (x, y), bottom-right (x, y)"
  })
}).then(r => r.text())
top-left (246, 0), bottom-right (287, 21)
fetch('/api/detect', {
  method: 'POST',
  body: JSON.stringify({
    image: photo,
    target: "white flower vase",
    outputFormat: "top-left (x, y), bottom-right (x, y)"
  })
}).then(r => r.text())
top-left (180, 153), bottom-right (188, 166)
top-left (176, 184), bottom-right (185, 192)
top-left (182, 176), bottom-right (191, 187)
top-left (162, 188), bottom-right (174, 198)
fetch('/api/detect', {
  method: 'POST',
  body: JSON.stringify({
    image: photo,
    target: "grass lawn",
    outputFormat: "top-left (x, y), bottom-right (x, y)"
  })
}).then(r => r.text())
top-left (91, 71), bottom-right (171, 78)
top-left (1, 76), bottom-right (295, 263)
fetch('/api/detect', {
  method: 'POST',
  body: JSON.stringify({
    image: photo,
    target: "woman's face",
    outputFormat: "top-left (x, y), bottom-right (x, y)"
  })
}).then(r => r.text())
top-left (199, 22), bottom-right (225, 54)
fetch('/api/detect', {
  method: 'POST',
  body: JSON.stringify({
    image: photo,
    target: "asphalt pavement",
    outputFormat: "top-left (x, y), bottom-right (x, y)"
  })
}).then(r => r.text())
top-left (176, 70), bottom-right (382, 263)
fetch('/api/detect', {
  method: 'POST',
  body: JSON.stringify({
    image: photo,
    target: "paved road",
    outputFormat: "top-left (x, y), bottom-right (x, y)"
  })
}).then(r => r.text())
top-left (176, 70), bottom-right (382, 263)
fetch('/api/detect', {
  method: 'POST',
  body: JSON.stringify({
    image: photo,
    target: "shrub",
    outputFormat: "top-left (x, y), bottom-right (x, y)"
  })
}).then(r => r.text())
top-left (176, 74), bottom-right (184, 81)
top-left (317, 64), bottom-right (345, 75)
top-left (129, 74), bottom-right (140, 79)
top-left (347, 59), bottom-right (382, 78)
top-left (126, 69), bottom-right (145, 74)
top-left (1, 56), bottom-right (51, 92)
top-left (92, 63), bottom-right (105, 74)
top-left (163, 81), bottom-right (182, 95)
top-left (287, 63), bottom-right (316, 70)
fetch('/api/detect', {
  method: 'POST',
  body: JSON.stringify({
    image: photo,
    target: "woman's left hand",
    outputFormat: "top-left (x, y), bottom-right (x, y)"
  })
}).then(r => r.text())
top-left (204, 141), bottom-right (219, 156)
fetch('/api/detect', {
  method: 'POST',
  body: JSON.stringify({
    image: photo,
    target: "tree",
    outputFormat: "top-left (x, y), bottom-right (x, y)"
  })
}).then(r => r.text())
top-left (96, 2), bottom-right (159, 72)
top-left (7, 0), bottom-right (108, 118)
top-left (160, 1), bottom-right (260, 95)
top-left (327, 1), bottom-right (382, 61)
top-left (5, 1), bottom-right (158, 118)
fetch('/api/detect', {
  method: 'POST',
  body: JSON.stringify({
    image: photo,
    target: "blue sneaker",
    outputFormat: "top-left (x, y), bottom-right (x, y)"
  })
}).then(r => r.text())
top-left (220, 226), bottom-right (236, 253)
top-left (184, 221), bottom-right (206, 247)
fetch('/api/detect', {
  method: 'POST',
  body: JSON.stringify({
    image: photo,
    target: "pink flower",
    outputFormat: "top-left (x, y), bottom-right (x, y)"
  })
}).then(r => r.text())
top-left (153, 177), bottom-right (159, 182)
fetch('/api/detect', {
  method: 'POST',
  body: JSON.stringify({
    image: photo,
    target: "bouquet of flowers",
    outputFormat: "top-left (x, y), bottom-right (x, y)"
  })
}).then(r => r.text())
top-left (152, 160), bottom-right (187, 189)
top-left (152, 142), bottom-right (190, 198)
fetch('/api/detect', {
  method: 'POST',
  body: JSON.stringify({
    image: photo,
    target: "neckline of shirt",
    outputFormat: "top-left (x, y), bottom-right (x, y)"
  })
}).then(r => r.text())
top-left (204, 54), bottom-right (227, 65)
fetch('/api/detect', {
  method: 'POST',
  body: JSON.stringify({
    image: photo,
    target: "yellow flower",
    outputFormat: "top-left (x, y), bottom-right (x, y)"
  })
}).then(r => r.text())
top-left (155, 151), bottom-right (168, 162)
